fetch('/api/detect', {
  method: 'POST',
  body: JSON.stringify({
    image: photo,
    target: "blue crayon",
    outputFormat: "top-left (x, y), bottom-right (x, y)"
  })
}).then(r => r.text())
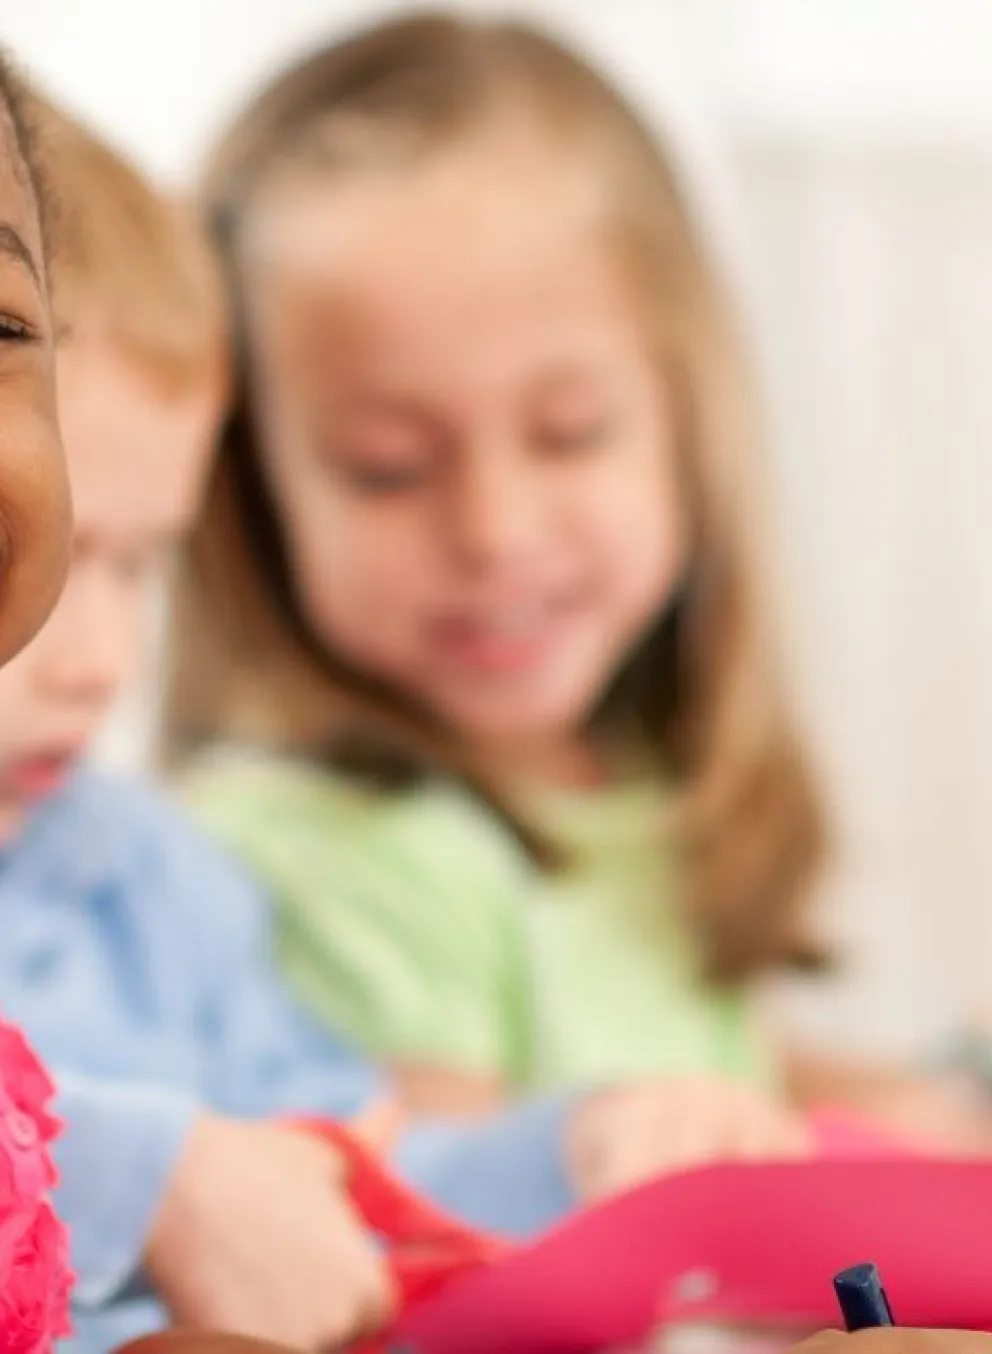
top-left (833, 1263), bottom-right (896, 1331)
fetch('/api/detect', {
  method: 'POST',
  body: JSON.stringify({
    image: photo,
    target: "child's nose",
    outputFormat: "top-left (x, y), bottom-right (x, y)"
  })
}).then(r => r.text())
top-left (448, 454), bottom-right (543, 571)
top-left (39, 575), bottom-right (131, 709)
top-left (42, 626), bottom-right (125, 709)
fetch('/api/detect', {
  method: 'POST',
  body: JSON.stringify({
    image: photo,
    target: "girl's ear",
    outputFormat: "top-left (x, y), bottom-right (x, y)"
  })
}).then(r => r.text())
top-left (112, 1334), bottom-right (307, 1354)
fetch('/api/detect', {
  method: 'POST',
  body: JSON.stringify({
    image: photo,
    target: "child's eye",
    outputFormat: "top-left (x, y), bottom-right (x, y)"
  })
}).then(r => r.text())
top-left (331, 439), bottom-right (434, 496)
top-left (0, 315), bottom-right (36, 342)
top-left (536, 418), bottom-right (612, 456)
top-left (344, 463), bottom-right (431, 495)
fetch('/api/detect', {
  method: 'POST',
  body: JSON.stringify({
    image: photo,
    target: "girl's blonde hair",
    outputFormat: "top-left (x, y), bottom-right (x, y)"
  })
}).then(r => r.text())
top-left (163, 10), bottom-right (827, 981)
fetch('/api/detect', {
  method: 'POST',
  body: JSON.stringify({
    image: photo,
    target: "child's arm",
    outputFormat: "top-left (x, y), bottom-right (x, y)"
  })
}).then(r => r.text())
top-left (48, 788), bottom-right (400, 1341)
top-left (53, 1069), bottom-right (197, 1308)
top-left (395, 1094), bottom-right (577, 1237)
top-left (54, 1072), bottom-right (389, 1344)
top-left (396, 1073), bottom-right (817, 1232)
top-left (785, 1048), bottom-right (992, 1153)
top-left (786, 1048), bottom-right (919, 1105)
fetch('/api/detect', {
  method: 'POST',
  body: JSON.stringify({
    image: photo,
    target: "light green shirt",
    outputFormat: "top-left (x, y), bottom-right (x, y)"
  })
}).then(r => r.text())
top-left (184, 753), bottom-right (774, 1092)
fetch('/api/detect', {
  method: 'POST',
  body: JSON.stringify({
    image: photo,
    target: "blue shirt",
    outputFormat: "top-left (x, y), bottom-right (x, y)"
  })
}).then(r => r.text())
top-left (0, 772), bottom-right (573, 1354)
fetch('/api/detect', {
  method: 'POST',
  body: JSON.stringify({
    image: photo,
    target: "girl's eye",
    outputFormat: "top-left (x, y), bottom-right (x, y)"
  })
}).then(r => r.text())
top-left (0, 315), bottom-right (36, 342)
top-left (536, 416), bottom-right (613, 455)
top-left (326, 426), bottom-right (437, 496)
top-left (341, 462), bottom-right (431, 495)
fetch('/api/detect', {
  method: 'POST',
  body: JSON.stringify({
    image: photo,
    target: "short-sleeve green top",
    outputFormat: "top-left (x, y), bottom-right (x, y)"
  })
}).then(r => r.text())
top-left (185, 754), bottom-right (774, 1092)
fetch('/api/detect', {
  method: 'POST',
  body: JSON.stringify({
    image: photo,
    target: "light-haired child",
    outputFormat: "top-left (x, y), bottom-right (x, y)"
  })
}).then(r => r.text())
top-left (173, 12), bottom-right (992, 1169)
top-left (0, 79), bottom-right (592, 1354)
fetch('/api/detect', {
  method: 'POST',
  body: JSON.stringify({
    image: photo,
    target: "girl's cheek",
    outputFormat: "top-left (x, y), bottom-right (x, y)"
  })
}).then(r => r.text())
top-left (0, 401), bottom-right (72, 665)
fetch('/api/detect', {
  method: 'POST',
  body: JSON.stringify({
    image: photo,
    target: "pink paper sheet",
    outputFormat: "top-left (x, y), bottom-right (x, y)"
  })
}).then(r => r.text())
top-left (398, 1110), bottom-right (992, 1354)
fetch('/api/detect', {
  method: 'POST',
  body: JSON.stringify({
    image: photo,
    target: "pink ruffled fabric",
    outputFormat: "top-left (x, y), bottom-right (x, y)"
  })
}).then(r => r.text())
top-left (0, 1018), bottom-right (73, 1353)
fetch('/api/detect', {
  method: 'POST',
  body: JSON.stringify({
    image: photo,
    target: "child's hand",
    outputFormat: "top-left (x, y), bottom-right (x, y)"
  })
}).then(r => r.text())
top-left (567, 1077), bottom-right (812, 1200)
top-left (116, 1336), bottom-right (305, 1354)
top-left (787, 1049), bottom-right (992, 1155)
top-left (794, 1332), bottom-right (992, 1354)
top-left (349, 1094), bottom-right (404, 1153)
top-left (145, 1113), bottom-right (391, 1349)
top-left (842, 1077), bottom-right (992, 1156)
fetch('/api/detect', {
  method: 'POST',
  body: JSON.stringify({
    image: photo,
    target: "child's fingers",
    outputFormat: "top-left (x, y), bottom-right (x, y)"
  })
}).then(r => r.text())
top-left (793, 1333), bottom-right (992, 1354)
top-left (349, 1096), bottom-right (404, 1154)
top-left (114, 1336), bottom-right (305, 1354)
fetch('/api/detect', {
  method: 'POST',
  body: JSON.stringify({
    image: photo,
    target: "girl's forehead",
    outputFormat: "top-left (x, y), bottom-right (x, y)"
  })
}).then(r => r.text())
top-left (238, 135), bottom-right (658, 397)
top-left (248, 234), bottom-right (650, 426)
top-left (247, 168), bottom-right (618, 337)
top-left (243, 116), bottom-right (603, 277)
top-left (254, 205), bottom-right (628, 349)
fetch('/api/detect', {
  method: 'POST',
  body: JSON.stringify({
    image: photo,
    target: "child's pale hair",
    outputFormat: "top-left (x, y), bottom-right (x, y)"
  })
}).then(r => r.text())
top-left (162, 10), bottom-right (827, 982)
top-left (28, 88), bottom-right (226, 389)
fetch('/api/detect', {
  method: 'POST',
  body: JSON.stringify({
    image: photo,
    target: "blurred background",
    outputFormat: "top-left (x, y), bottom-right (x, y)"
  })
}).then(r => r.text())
top-left (6, 0), bottom-right (992, 1060)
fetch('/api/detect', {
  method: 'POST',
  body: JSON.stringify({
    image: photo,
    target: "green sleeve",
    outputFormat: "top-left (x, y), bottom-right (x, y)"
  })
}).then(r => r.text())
top-left (182, 759), bottom-right (533, 1081)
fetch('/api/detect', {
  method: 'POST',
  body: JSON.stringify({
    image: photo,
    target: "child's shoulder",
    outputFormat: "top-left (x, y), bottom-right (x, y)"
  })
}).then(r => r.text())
top-left (183, 747), bottom-right (527, 876)
top-left (27, 766), bottom-right (195, 858)
top-left (30, 768), bottom-right (268, 939)
top-left (59, 766), bottom-right (227, 861)
top-left (182, 746), bottom-right (365, 823)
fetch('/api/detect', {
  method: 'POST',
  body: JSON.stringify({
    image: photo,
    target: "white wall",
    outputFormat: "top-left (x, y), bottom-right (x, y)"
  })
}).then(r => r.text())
top-left (2, 0), bottom-right (737, 183)
top-left (6, 0), bottom-right (992, 1056)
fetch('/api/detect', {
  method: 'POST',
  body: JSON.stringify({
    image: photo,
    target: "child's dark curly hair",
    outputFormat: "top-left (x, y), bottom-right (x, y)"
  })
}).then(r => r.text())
top-left (0, 50), bottom-right (49, 248)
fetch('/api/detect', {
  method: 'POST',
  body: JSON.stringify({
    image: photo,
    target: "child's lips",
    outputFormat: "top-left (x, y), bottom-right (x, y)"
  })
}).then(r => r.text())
top-left (0, 752), bottom-right (78, 800)
top-left (430, 599), bottom-right (576, 675)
